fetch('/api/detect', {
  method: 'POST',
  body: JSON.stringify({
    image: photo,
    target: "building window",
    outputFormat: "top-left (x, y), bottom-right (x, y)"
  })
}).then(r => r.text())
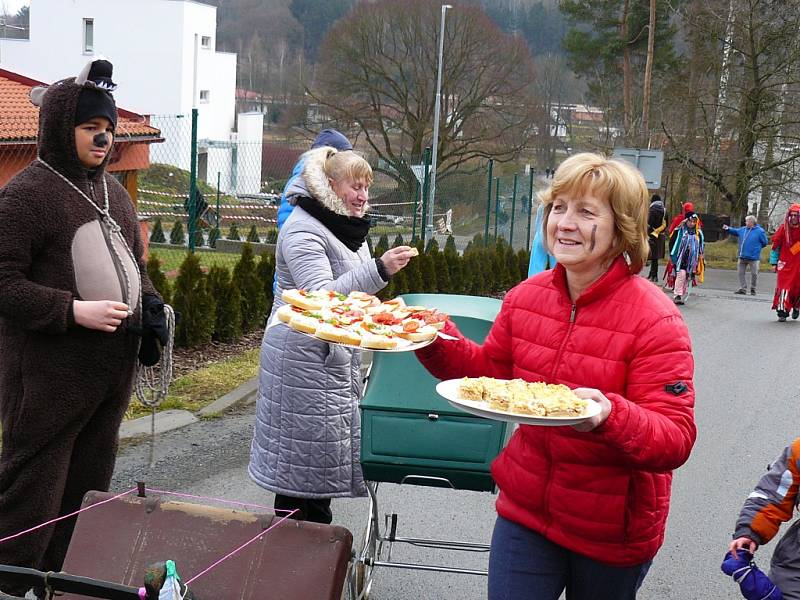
top-left (83, 18), bottom-right (94, 53)
top-left (201, 36), bottom-right (211, 49)
top-left (199, 90), bottom-right (210, 103)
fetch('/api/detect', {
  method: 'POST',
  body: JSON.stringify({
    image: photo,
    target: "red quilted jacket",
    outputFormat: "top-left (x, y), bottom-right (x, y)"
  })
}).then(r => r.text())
top-left (416, 256), bottom-right (696, 566)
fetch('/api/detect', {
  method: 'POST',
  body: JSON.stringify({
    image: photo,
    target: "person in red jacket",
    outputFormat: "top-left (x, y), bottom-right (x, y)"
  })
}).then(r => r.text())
top-left (416, 153), bottom-right (696, 600)
top-left (769, 203), bottom-right (800, 321)
top-left (668, 201), bottom-right (696, 234)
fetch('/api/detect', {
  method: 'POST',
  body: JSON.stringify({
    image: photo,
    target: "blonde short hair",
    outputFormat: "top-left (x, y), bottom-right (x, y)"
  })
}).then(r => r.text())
top-left (539, 153), bottom-right (649, 273)
top-left (324, 150), bottom-right (373, 186)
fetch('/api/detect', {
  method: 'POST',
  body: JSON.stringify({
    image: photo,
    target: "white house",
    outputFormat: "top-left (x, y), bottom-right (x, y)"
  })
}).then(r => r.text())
top-left (0, 0), bottom-right (263, 194)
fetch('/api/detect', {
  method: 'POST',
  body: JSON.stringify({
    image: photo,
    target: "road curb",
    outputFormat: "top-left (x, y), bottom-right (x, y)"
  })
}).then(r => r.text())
top-left (120, 377), bottom-right (259, 441)
top-left (197, 377), bottom-right (259, 417)
top-left (119, 409), bottom-right (199, 441)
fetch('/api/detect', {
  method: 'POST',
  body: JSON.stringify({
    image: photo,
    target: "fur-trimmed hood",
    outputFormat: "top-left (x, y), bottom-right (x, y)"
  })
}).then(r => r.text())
top-left (285, 146), bottom-right (368, 217)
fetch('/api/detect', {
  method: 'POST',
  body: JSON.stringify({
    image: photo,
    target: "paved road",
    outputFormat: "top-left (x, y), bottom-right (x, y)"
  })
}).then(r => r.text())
top-left (112, 269), bottom-right (799, 599)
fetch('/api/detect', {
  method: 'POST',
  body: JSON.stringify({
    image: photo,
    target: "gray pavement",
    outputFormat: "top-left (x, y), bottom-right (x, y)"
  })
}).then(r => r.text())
top-left (111, 268), bottom-right (799, 599)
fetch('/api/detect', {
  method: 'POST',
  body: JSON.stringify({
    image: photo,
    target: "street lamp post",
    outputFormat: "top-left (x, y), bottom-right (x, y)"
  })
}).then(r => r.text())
top-left (427, 4), bottom-right (452, 238)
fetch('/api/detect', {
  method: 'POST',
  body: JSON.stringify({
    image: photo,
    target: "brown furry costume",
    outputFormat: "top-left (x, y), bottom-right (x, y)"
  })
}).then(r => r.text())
top-left (0, 64), bottom-right (156, 594)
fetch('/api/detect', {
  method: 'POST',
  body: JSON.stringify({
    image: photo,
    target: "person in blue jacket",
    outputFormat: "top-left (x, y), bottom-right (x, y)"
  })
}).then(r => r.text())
top-left (527, 202), bottom-right (556, 277)
top-left (723, 215), bottom-right (769, 295)
top-left (276, 129), bottom-right (353, 230)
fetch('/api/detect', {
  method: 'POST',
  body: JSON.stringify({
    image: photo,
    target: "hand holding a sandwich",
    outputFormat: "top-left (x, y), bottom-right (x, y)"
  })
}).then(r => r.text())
top-left (381, 245), bottom-right (418, 276)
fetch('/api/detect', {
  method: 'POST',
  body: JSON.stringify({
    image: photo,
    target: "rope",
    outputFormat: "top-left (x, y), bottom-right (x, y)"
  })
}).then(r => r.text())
top-left (183, 510), bottom-right (298, 586)
top-left (0, 487), bottom-right (138, 545)
top-left (0, 485), bottom-right (298, 596)
top-left (139, 211), bottom-right (277, 223)
top-left (135, 304), bottom-right (176, 467)
top-left (139, 198), bottom-right (278, 210)
top-left (37, 158), bottom-right (142, 319)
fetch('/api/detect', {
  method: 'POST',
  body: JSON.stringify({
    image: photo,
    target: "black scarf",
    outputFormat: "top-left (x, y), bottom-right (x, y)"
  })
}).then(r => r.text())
top-left (296, 196), bottom-right (371, 252)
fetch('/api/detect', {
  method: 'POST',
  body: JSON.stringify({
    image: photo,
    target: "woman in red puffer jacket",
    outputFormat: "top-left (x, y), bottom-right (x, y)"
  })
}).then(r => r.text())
top-left (416, 153), bottom-right (696, 600)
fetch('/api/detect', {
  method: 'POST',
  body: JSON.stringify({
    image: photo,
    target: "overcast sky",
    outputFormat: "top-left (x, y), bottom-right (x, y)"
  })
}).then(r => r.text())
top-left (2, 1), bottom-right (29, 16)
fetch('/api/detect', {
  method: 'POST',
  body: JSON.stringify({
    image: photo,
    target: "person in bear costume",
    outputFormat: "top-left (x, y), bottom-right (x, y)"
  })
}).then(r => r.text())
top-left (0, 59), bottom-right (158, 596)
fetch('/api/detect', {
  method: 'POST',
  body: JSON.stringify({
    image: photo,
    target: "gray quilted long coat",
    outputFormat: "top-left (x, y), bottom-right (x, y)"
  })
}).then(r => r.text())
top-left (248, 147), bottom-right (386, 498)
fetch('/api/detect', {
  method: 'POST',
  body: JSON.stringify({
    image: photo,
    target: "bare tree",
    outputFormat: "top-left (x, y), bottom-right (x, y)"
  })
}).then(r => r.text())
top-left (663, 0), bottom-right (800, 222)
top-left (309, 0), bottom-right (541, 196)
top-left (532, 53), bottom-right (569, 168)
top-left (640, 0), bottom-right (657, 144)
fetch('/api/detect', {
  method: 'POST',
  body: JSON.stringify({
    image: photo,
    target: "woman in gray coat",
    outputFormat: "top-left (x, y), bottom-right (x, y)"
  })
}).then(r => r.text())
top-left (249, 147), bottom-right (414, 523)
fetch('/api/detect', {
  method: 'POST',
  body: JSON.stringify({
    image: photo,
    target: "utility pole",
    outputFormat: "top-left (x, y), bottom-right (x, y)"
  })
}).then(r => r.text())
top-left (427, 4), bottom-right (452, 238)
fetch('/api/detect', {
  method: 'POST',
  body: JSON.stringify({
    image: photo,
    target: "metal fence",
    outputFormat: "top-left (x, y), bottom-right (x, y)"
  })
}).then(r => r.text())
top-left (0, 111), bottom-right (551, 252)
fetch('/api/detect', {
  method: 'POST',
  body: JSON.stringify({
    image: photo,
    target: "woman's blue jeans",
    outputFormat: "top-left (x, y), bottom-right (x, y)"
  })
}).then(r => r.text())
top-left (488, 516), bottom-right (652, 600)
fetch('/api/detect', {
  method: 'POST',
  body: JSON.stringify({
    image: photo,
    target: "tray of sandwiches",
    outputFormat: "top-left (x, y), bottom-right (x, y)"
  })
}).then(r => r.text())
top-left (435, 377), bottom-right (600, 426)
top-left (276, 289), bottom-right (449, 352)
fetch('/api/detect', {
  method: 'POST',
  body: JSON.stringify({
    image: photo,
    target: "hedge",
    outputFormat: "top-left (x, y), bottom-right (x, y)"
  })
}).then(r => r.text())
top-left (150, 235), bottom-right (531, 348)
top-left (150, 218), bottom-right (166, 243)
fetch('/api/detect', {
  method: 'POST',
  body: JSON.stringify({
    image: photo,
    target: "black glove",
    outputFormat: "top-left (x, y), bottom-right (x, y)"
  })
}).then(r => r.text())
top-left (138, 293), bottom-right (169, 367)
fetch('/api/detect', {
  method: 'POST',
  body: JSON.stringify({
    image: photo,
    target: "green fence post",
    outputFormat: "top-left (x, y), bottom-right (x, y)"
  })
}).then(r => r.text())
top-left (411, 176), bottom-right (420, 243)
top-left (484, 159), bottom-right (494, 246)
top-left (216, 171), bottom-right (221, 223)
top-left (510, 173), bottom-right (518, 248)
top-left (494, 177), bottom-right (500, 241)
top-left (188, 108), bottom-right (199, 253)
top-left (420, 146), bottom-right (432, 246)
top-left (526, 168), bottom-right (535, 250)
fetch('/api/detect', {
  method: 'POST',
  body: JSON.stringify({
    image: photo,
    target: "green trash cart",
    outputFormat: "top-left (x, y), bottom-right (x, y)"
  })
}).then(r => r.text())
top-left (351, 294), bottom-right (512, 599)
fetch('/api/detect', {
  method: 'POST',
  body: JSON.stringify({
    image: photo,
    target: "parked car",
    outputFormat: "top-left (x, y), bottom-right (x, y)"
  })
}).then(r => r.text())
top-left (367, 211), bottom-right (404, 226)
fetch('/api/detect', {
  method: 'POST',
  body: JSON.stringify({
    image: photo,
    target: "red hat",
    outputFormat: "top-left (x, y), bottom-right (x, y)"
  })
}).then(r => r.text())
top-left (784, 204), bottom-right (800, 242)
top-left (682, 202), bottom-right (694, 212)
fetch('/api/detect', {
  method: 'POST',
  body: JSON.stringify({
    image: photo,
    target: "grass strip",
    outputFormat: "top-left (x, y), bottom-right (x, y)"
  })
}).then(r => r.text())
top-left (125, 348), bottom-right (259, 420)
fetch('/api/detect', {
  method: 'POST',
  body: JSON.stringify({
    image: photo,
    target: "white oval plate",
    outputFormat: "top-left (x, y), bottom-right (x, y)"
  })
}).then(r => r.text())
top-left (435, 379), bottom-right (601, 426)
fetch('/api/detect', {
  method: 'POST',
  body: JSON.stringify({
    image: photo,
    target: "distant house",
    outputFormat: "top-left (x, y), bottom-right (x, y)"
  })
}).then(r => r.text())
top-left (569, 104), bottom-right (604, 125)
top-left (237, 88), bottom-right (268, 115)
top-left (0, 68), bottom-right (162, 196)
top-left (0, 0), bottom-right (263, 194)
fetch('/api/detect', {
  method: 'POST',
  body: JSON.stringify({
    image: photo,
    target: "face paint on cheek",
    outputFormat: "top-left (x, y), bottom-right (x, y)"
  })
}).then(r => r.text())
top-left (589, 224), bottom-right (597, 251)
top-left (93, 133), bottom-right (109, 147)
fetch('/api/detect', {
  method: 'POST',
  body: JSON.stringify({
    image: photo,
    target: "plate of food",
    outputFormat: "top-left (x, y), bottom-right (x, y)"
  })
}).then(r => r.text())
top-left (435, 377), bottom-right (600, 426)
top-left (277, 289), bottom-right (449, 352)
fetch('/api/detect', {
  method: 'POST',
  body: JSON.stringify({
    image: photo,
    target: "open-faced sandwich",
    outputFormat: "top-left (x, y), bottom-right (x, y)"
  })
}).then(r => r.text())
top-left (282, 289), bottom-right (347, 311)
top-left (315, 322), bottom-right (362, 346)
top-left (276, 303), bottom-right (306, 324)
top-left (287, 314), bottom-right (321, 335)
top-left (360, 332), bottom-right (399, 350)
top-left (278, 289), bottom-right (446, 351)
top-left (391, 319), bottom-right (438, 342)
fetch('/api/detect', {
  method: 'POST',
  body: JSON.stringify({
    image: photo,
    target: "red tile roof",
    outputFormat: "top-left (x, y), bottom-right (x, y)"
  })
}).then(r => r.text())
top-left (0, 69), bottom-right (161, 143)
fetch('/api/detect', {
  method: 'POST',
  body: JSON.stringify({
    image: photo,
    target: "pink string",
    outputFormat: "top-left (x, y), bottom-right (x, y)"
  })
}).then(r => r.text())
top-left (183, 509), bottom-right (298, 586)
top-left (143, 487), bottom-right (294, 514)
top-left (0, 485), bottom-right (299, 586)
top-left (0, 487), bottom-right (137, 545)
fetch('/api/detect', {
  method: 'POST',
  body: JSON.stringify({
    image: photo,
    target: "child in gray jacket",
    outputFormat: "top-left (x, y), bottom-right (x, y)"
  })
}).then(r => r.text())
top-left (729, 437), bottom-right (800, 599)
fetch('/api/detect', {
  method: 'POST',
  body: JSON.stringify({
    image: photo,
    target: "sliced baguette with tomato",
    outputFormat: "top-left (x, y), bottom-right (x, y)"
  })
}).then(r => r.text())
top-left (392, 320), bottom-right (438, 342)
top-left (360, 332), bottom-right (399, 350)
top-left (276, 303), bottom-right (305, 324)
top-left (288, 314), bottom-right (321, 334)
top-left (315, 323), bottom-right (362, 346)
top-left (282, 289), bottom-right (328, 311)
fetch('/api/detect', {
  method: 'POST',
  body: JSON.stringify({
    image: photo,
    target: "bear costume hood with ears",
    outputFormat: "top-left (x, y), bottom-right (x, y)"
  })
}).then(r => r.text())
top-left (29, 59), bottom-right (119, 181)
